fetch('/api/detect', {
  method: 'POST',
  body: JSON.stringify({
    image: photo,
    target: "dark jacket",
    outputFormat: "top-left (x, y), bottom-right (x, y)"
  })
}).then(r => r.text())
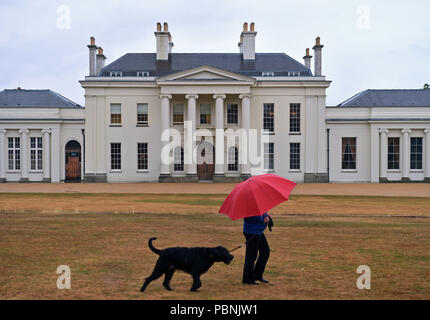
top-left (243, 213), bottom-right (268, 235)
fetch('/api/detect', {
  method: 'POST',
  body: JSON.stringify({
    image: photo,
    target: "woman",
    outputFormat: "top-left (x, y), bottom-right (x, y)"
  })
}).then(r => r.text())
top-left (242, 212), bottom-right (271, 285)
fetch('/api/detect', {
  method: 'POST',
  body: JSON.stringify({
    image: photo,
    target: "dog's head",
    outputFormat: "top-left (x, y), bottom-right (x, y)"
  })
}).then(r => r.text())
top-left (209, 246), bottom-right (234, 265)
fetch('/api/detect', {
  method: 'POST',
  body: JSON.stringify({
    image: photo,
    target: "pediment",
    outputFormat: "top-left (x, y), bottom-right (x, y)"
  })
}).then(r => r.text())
top-left (156, 66), bottom-right (254, 83)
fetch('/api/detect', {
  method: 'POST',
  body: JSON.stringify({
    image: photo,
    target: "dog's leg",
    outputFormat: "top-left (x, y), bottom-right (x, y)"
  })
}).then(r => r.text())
top-left (140, 258), bottom-right (167, 292)
top-left (163, 267), bottom-right (175, 291)
top-left (190, 273), bottom-right (202, 292)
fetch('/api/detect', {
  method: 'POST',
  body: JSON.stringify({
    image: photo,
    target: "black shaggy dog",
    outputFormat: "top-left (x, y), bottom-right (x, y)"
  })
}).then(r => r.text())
top-left (140, 237), bottom-right (234, 292)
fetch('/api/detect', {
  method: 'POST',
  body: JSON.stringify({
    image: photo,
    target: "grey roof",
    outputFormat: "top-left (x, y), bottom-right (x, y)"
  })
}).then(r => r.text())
top-left (0, 89), bottom-right (82, 108)
top-left (99, 53), bottom-right (313, 77)
top-left (338, 89), bottom-right (430, 107)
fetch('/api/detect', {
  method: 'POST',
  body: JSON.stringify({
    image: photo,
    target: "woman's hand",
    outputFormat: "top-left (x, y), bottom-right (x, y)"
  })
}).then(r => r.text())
top-left (264, 216), bottom-right (270, 223)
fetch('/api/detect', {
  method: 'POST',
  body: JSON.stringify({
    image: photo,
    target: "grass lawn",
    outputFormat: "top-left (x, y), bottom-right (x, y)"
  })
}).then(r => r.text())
top-left (1, 193), bottom-right (430, 299)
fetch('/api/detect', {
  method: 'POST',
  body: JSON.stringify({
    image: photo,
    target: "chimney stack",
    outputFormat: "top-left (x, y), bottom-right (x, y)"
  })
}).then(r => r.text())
top-left (155, 22), bottom-right (171, 60)
top-left (238, 36), bottom-right (243, 53)
top-left (240, 22), bottom-right (257, 60)
top-left (169, 34), bottom-right (174, 53)
top-left (312, 37), bottom-right (324, 76)
top-left (303, 48), bottom-right (312, 70)
top-left (96, 47), bottom-right (106, 75)
top-left (87, 36), bottom-right (97, 76)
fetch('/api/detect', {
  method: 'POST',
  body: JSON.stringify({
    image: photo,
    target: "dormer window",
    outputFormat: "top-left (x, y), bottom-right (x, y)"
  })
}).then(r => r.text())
top-left (110, 71), bottom-right (122, 77)
top-left (262, 72), bottom-right (275, 77)
top-left (137, 71), bottom-right (150, 77)
top-left (288, 71), bottom-right (300, 77)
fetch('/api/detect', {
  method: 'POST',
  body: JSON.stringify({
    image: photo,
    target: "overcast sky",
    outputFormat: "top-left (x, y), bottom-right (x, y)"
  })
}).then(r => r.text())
top-left (0, 0), bottom-right (429, 106)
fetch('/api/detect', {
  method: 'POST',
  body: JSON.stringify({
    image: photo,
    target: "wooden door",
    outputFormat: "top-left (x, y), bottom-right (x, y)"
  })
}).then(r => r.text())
top-left (197, 142), bottom-right (215, 180)
top-left (66, 156), bottom-right (80, 180)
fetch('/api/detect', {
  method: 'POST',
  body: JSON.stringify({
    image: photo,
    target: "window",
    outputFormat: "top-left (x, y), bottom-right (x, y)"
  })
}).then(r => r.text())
top-left (288, 71), bottom-right (300, 77)
top-left (263, 103), bottom-right (274, 133)
top-left (262, 72), bottom-right (275, 77)
top-left (111, 143), bottom-right (121, 170)
top-left (410, 137), bottom-right (423, 170)
top-left (30, 137), bottom-right (43, 171)
top-left (388, 137), bottom-right (400, 170)
top-left (174, 147), bottom-right (184, 171)
top-left (289, 104), bottom-right (301, 133)
top-left (110, 71), bottom-right (122, 77)
top-left (137, 143), bottom-right (148, 170)
top-left (264, 143), bottom-right (274, 170)
top-left (110, 104), bottom-right (121, 124)
top-left (173, 104), bottom-right (184, 125)
top-left (200, 104), bottom-right (211, 124)
top-left (137, 71), bottom-right (150, 77)
top-left (8, 137), bottom-right (20, 171)
top-left (290, 143), bottom-right (300, 170)
top-left (228, 147), bottom-right (238, 171)
top-left (227, 104), bottom-right (238, 124)
top-left (342, 138), bottom-right (357, 170)
top-left (137, 103), bottom-right (148, 125)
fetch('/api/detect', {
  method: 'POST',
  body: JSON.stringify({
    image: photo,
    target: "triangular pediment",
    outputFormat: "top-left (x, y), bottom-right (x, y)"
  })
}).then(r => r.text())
top-left (156, 66), bottom-right (254, 83)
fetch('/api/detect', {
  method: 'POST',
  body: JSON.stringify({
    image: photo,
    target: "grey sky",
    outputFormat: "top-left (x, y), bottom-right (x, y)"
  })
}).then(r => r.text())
top-left (0, 0), bottom-right (429, 106)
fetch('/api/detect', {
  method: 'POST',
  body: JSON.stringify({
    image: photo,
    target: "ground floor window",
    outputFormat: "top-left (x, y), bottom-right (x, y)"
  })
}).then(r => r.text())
top-left (137, 143), bottom-right (148, 170)
top-left (8, 137), bottom-right (20, 171)
top-left (388, 137), bottom-right (400, 170)
top-left (174, 147), bottom-right (184, 171)
top-left (228, 146), bottom-right (238, 171)
top-left (410, 137), bottom-right (423, 170)
top-left (30, 137), bottom-right (43, 171)
top-left (264, 143), bottom-right (274, 170)
top-left (290, 143), bottom-right (300, 170)
top-left (111, 143), bottom-right (121, 170)
top-left (342, 137), bottom-right (356, 170)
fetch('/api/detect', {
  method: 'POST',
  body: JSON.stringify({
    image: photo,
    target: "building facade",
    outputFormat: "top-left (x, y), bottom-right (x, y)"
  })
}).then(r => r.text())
top-left (80, 23), bottom-right (331, 183)
top-left (0, 89), bottom-right (84, 182)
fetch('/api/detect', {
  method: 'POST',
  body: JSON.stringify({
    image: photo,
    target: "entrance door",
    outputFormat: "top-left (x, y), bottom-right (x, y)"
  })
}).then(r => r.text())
top-left (197, 141), bottom-right (215, 180)
top-left (65, 140), bottom-right (81, 181)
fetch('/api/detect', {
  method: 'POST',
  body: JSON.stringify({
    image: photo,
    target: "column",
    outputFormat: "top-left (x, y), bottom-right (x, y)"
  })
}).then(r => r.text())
top-left (0, 129), bottom-right (6, 182)
top-left (19, 129), bottom-right (29, 182)
top-left (424, 129), bottom-right (430, 182)
top-left (370, 127), bottom-right (380, 183)
top-left (401, 129), bottom-right (411, 182)
top-left (239, 94), bottom-right (251, 177)
top-left (51, 127), bottom-right (60, 182)
top-left (379, 129), bottom-right (388, 182)
top-left (185, 94), bottom-right (198, 177)
top-left (41, 129), bottom-right (51, 182)
top-left (214, 94), bottom-right (226, 178)
top-left (160, 94), bottom-right (172, 177)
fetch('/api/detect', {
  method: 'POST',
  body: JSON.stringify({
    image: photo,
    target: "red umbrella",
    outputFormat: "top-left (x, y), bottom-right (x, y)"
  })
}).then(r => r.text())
top-left (219, 173), bottom-right (296, 221)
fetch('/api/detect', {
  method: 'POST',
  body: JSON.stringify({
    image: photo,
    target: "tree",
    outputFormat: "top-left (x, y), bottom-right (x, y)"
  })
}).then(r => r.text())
top-left (424, 83), bottom-right (430, 90)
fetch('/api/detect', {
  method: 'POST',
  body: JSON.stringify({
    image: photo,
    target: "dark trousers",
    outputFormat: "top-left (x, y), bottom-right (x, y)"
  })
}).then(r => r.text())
top-left (242, 233), bottom-right (270, 283)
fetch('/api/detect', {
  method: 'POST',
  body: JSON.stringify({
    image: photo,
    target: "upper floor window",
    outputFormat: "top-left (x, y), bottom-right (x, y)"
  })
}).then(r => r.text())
top-left (289, 104), bottom-right (301, 133)
top-left (173, 104), bottom-right (184, 125)
top-left (200, 104), bottom-right (211, 124)
top-left (137, 71), bottom-right (150, 77)
top-left (8, 137), bottom-right (20, 171)
top-left (262, 72), bottom-right (275, 77)
top-left (30, 137), bottom-right (43, 171)
top-left (110, 104), bottom-right (122, 124)
top-left (110, 71), bottom-right (122, 77)
top-left (263, 103), bottom-right (274, 133)
top-left (388, 137), bottom-right (400, 170)
top-left (227, 104), bottom-right (238, 125)
top-left (137, 103), bottom-right (148, 125)
top-left (410, 137), bottom-right (423, 170)
top-left (342, 137), bottom-right (357, 170)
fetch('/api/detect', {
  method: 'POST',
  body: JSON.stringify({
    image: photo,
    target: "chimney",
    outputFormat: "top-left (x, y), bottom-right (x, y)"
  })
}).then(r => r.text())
top-left (155, 22), bottom-right (171, 60)
top-left (303, 48), bottom-right (312, 70)
top-left (96, 47), bottom-right (106, 75)
top-left (312, 37), bottom-right (324, 76)
top-left (87, 36), bottom-right (97, 76)
top-left (169, 34), bottom-right (174, 53)
top-left (241, 22), bottom-right (257, 60)
top-left (238, 36), bottom-right (243, 53)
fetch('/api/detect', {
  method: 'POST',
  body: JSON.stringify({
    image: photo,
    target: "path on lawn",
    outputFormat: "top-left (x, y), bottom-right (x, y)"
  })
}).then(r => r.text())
top-left (0, 182), bottom-right (429, 197)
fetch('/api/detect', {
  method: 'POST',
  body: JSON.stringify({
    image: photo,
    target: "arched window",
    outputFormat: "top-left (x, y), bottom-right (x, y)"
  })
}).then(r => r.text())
top-left (174, 147), bottom-right (184, 171)
top-left (228, 146), bottom-right (238, 171)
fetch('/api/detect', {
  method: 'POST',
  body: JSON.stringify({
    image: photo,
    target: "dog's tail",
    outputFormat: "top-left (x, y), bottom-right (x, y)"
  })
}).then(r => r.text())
top-left (148, 237), bottom-right (162, 255)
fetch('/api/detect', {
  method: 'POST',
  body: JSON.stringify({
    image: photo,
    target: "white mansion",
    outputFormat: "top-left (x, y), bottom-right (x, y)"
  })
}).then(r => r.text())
top-left (1, 22), bottom-right (429, 183)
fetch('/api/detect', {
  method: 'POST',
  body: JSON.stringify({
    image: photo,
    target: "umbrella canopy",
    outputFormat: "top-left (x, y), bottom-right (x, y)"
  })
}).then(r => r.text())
top-left (219, 173), bottom-right (297, 221)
